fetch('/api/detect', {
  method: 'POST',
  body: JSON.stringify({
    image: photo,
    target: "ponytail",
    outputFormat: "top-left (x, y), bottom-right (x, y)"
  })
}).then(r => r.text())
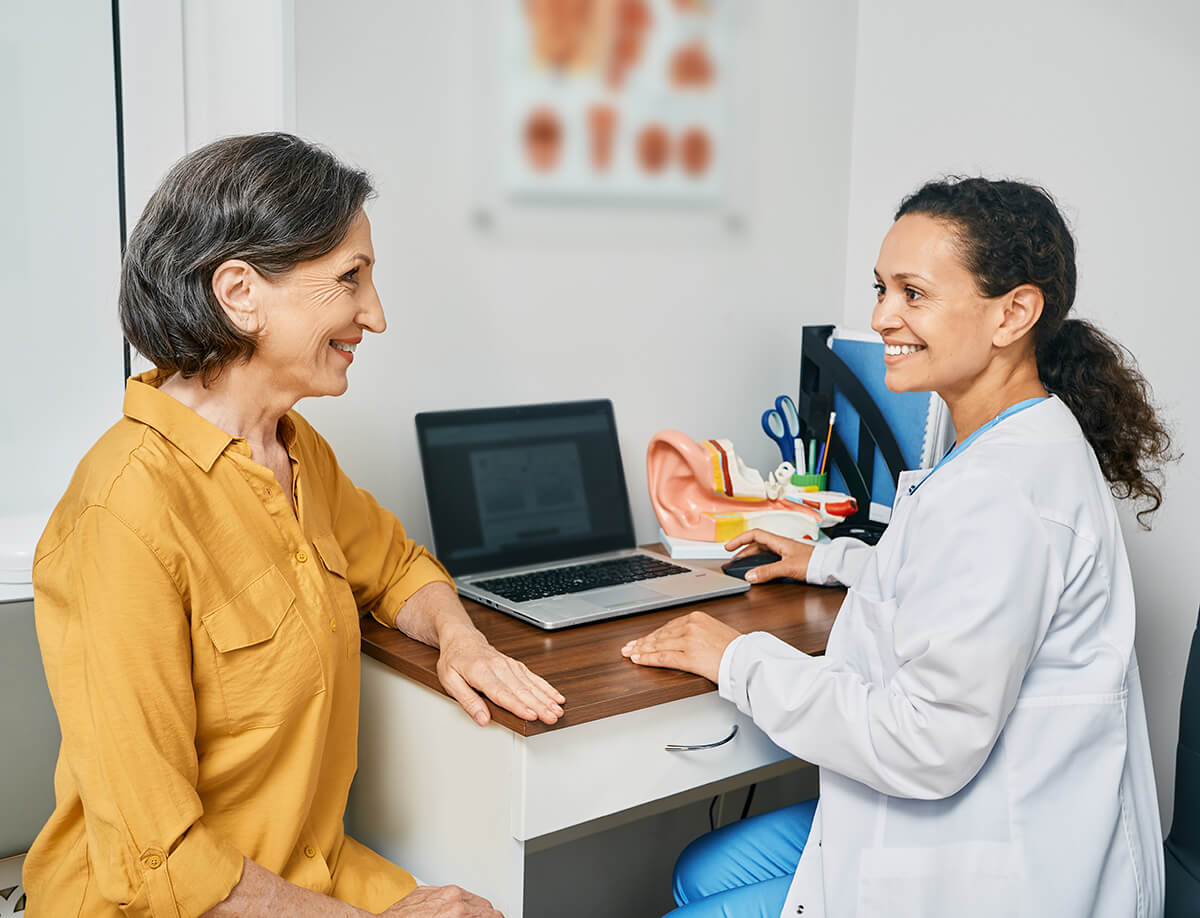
top-left (896, 177), bottom-right (1177, 526)
top-left (1036, 318), bottom-right (1174, 526)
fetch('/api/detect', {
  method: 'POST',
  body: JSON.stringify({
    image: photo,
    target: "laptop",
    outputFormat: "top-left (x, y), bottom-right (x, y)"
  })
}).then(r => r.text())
top-left (414, 399), bottom-right (749, 630)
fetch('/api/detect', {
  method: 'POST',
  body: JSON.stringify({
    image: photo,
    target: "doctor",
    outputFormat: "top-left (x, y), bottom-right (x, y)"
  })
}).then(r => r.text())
top-left (624, 177), bottom-right (1173, 917)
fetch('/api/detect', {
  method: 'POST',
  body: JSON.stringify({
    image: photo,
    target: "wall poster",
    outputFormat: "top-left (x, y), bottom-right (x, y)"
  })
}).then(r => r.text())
top-left (503, 0), bottom-right (730, 203)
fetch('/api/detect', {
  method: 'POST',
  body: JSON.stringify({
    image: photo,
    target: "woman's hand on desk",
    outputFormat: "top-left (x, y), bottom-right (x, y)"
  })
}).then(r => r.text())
top-left (376, 884), bottom-right (502, 917)
top-left (396, 581), bottom-right (565, 727)
top-left (437, 628), bottom-right (565, 726)
top-left (725, 529), bottom-right (815, 583)
top-left (621, 611), bottom-right (742, 683)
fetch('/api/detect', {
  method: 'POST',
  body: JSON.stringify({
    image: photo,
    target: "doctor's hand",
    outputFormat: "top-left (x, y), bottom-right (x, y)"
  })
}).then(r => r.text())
top-left (376, 884), bottom-right (503, 917)
top-left (724, 529), bottom-right (815, 583)
top-left (621, 611), bottom-right (742, 683)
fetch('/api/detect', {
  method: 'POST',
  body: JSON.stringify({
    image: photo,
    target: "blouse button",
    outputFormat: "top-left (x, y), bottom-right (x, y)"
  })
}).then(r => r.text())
top-left (142, 853), bottom-right (163, 870)
top-left (295, 550), bottom-right (309, 563)
top-left (329, 617), bottom-right (337, 633)
top-left (304, 845), bottom-right (316, 858)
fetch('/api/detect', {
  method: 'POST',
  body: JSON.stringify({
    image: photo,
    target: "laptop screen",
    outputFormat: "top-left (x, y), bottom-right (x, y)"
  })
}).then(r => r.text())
top-left (415, 400), bottom-right (636, 576)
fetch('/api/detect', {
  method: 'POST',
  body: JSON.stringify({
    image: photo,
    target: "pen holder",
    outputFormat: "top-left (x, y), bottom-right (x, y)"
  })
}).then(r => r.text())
top-left (791, 473), bottom-right (827, 492)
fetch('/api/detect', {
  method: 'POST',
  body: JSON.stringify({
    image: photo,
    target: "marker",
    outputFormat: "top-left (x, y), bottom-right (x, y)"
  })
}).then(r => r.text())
top-left (818, 411), bottom-right (837, 476)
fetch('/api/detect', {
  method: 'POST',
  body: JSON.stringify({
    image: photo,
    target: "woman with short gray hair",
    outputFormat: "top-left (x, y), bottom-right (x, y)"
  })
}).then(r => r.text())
top-left (25, 133), bottom-right (560, 917)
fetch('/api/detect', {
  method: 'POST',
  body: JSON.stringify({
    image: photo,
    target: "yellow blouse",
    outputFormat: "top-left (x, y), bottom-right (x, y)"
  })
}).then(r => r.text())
top-left (25, 370), bottom-right (453, 916)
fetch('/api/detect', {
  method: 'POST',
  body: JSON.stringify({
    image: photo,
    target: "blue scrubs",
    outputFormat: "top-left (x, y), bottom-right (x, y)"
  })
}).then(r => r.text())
top-left (666, 799), bottom-right (817, 917)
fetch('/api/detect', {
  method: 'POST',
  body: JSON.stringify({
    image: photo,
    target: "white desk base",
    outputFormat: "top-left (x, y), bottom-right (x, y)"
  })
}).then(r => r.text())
top-left (347, 655), bottom-right (805, 916)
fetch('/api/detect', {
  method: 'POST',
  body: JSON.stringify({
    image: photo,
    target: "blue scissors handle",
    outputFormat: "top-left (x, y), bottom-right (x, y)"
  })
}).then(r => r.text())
top-left (761, 405), bottom-right (797, 465)
top-left (774, 395), bottom-right (799, 437)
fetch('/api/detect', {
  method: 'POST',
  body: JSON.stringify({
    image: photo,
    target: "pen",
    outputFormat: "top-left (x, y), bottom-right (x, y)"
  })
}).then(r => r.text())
top-left (818, 411), bottom-right (837, 476)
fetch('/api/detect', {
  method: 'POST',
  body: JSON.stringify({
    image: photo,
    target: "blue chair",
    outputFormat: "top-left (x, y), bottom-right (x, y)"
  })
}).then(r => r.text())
top-left (1165, 607), bottom-right (1200, 916)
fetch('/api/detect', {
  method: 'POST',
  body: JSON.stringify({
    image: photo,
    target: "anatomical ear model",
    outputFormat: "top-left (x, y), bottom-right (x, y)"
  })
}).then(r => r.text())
top-left (647, 430), bottom-right (856, 544)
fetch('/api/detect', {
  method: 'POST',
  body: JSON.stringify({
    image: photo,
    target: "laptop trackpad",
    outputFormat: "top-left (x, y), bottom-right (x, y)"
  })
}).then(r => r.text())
top-left (596, 584), bottom-right (665, 608)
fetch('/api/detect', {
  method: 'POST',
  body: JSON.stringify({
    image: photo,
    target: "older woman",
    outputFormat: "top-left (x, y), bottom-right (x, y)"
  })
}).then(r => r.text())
top-left (25, 134), bottom-right (561, 917)
top-left (624, 177), bottom-right (1172, 917)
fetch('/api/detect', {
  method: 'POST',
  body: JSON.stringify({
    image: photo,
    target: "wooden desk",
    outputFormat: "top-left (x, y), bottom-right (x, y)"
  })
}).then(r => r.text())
top-left (347, 557), bottom-right (843, 915)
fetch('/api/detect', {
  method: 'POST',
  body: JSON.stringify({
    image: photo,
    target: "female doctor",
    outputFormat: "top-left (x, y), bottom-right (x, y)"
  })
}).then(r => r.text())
top-left (623, 177), bottom-right (1174, 918)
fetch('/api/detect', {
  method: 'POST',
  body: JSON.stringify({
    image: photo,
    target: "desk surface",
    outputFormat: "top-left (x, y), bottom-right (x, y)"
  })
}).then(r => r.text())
top-left (360, 551), bottom-right (844, 737)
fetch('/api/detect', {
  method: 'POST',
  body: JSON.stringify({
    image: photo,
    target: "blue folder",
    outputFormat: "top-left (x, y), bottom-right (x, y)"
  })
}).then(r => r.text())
top-left (797, 326), bottom-right (950, 522)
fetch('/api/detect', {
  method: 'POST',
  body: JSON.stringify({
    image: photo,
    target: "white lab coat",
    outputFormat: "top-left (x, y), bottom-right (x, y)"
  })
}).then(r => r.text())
top-left (718, 397), bottom-right (1164, 918)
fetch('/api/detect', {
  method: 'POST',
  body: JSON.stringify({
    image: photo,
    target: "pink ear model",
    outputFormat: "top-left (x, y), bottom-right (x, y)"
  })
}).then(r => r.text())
top-left (646, 430), bottom-right (822, 543)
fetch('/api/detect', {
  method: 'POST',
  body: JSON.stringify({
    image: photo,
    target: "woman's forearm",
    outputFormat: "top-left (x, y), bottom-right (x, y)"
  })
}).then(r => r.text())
top-left (393, 580), bottom-right (480, 647)
top-left (201, 858), bottom-right (371, 918)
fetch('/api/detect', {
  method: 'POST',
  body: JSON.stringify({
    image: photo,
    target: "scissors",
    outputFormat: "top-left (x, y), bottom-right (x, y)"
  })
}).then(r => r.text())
top-left (761, 395), bottom-right (801, 467)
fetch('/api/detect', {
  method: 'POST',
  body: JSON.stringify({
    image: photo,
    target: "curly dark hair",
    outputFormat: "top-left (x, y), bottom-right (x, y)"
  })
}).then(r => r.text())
top-left (120, 133), bottom-right (375, 384)
top-left (895, 177), bottom-right (1175, 525)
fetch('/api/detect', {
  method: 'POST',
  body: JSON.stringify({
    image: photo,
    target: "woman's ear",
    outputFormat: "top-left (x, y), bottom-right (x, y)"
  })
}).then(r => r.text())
top-left (994, 284), bottom-right (1044, 348)
top-left (211, 260), bottom-right (264, 335)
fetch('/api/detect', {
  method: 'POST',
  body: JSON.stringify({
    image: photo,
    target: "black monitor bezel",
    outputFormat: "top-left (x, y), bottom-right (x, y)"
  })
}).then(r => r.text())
top-left (414, 399), bottom-right (637, 577)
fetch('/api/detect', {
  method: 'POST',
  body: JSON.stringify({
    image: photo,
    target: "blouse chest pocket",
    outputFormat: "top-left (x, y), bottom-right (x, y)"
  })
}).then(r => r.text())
top-left (311, 534), bottom-right (349, 578)
top-left (311, 533), bottom-right (362, 649)
top-left (200, 566), bottom-right (326, 733)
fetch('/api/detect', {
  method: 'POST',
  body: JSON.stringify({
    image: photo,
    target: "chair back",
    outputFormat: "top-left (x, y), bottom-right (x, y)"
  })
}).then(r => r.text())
top-left (1165, 608), bottom-right (1200, 916)
top-left (0, 599), bottom-right (60, 859)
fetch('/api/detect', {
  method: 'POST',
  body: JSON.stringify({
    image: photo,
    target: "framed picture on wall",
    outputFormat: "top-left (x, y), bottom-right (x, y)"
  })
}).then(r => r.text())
top-left (501, 0), bottom-right (732, 204)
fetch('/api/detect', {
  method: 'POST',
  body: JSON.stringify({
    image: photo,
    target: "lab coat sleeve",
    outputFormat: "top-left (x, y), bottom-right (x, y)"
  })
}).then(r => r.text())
top-left (721, 466), bottom-right (1062, 800)
top-left (805, 537), bottom-right (875, 588)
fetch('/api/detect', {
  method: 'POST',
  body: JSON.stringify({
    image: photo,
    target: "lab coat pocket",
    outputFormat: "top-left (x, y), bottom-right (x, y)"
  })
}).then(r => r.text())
top-left (827, 592), bottom-right (898, 684)
top-left (201, 565), bottom-right (326, 732)
top-left (856, 841), bottom-right (1022, 918)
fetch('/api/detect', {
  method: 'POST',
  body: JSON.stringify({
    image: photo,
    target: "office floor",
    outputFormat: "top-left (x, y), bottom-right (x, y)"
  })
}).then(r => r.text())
top-left (524, 766), bottom-right (819, 917)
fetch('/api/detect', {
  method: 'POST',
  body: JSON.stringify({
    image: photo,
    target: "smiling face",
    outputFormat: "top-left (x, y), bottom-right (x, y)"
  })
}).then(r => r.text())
top-left (248, 210), bottom-right (384, 401)
top-left (871, 213), bottom-right (1010, 402)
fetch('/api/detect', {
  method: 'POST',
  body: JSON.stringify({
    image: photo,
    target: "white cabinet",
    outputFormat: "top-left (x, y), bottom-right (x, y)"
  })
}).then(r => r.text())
top-left (514, 691), bottom-right (788, 841)
top-left (348, 654), bottom-right (799, 917)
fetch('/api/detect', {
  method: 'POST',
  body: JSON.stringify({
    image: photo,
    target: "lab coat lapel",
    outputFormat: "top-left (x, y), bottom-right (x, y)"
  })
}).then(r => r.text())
top-left (891, 469), bottom-right (926, 517)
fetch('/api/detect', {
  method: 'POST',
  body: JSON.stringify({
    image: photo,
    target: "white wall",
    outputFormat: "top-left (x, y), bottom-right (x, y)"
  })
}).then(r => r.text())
top-left (119, 0), bottom-right (187, 225)
top-left (840, 0), bottom-right (1200, 826)
top-left (0, 1), bottom-right (124, 520)
top-left (118, 0), bottom-right (296, 381)
top-left (120, 0), bottom-right (295, 251)
top-left (290, 0), bottom-right (860, 547)
top-left (179, 0), bottom-right (295, 149)
top-left (0, 0), bottom-right (296, 522)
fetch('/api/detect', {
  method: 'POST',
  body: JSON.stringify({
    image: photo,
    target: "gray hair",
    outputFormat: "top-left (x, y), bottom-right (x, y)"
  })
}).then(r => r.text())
top-left (119, 132), bottom-right (375, 383)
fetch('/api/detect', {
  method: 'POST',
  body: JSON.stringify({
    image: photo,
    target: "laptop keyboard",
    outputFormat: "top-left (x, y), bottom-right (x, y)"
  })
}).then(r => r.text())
top-left (475, 555), bottom-right (690, 603)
